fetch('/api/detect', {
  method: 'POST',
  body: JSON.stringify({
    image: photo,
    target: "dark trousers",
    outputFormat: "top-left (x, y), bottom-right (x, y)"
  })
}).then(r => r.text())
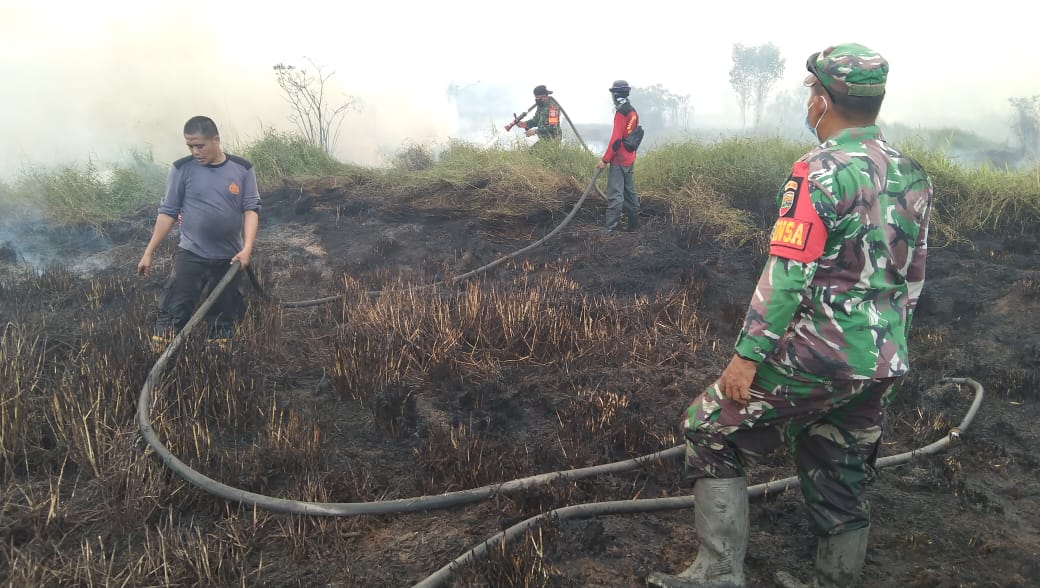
top-left (155, 249), bottom-right (244, 336)
top-left (605, 164), bottom-right (638, 230)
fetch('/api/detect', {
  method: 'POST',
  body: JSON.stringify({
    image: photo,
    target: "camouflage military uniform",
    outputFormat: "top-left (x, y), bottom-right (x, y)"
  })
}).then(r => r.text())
top-left (684, 119), bottom-right (933, 535)
top-left (523, 97), bottom-right (563, 141)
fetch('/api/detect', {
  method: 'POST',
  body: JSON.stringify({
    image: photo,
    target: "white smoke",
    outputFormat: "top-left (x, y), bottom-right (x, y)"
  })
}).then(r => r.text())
top-left (0, 217), bottom-right (113, 274)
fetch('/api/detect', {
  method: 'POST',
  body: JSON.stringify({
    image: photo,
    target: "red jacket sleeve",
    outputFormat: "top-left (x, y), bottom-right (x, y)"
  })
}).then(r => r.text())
top-left (601, 111), bottom-right (626, 163)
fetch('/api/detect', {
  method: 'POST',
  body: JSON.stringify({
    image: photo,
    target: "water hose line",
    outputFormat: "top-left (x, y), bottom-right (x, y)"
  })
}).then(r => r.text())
top-left (279, 100), bottom-right (604, 308)
top-left (131, 108), bottom-right (985, 586)
top-left (136, 276), bottom-right (983, 521)
top-left (279, 164), bottom-right (603, 309)
top-left (411, 377), bottom-right (985, 588)
top-left (137, 117), bottom-right (617, 510)
top-left (139, 258), bottom-right (702, 516)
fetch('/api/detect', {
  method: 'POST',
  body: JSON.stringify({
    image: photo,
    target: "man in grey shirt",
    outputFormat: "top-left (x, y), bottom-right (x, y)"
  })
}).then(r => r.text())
top-left (137, 116), bottom-right (261, 348)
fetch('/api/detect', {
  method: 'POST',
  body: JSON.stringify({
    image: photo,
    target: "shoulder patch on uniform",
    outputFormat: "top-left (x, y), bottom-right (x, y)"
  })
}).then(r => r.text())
top-left (225, 154), bottom-right (254, 170)
top-left (779, 178), bottom-right (799, 217)
top-left (172, 155), bottom-right (194, 169)
top-left (769, 161), bottom-right (827, 263)
top-left (617, 103), bottom-right (634, 116)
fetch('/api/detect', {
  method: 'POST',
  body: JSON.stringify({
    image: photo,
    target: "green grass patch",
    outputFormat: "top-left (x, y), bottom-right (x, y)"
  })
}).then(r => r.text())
top-left (2, 149), bottom-right (166, 226)
top-left (236, 130), bottom-right (371, 189)
top-left (638, 136), bottom-right (807, 195)
top-left (374, 140), bottom-right (601, 224)
top-left (3, 130), bottom-right (1039, 243)
top-left (906, 146), bottom-right (1040, 237)
top-left (639, 135), bottom-right (1040, 242)
top-left (668, 179), bottom-right (763, 249)
top-left (386, 140), bottom-right (598, 190)
top-left (638, 136), bottom-right (808, 221)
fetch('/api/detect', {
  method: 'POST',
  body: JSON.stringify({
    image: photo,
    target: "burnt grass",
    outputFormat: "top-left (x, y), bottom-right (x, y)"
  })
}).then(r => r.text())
top-left (1, 175), bottom-right (1039, 588)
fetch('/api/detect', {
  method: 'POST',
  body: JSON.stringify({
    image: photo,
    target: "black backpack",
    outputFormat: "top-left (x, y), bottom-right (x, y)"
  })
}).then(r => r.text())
top-left (623, 125), bottom-right (644, 152)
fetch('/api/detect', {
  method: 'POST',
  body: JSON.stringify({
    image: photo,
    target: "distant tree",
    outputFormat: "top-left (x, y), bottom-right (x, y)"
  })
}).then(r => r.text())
top-left (729, 49), bottom-right (754, 130)
top-left (1009, 95), bottom-right (1040, 160)
top-left (631, 84), bottom-right (693, 132)
top-left (675, 94), bottom-right (693, 129)
top-left (730, 43), bottom-right (786, 130)
top-left (273, 57), bottom-right (356, 153)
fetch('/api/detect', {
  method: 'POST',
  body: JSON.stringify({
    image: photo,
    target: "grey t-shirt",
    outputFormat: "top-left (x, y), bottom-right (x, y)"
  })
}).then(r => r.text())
top-left (158, 154), bottom-right (261, 260)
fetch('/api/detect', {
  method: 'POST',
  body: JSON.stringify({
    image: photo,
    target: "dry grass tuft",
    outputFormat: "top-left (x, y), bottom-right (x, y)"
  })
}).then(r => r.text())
top-left (451, 523), bottom-right (567, 588)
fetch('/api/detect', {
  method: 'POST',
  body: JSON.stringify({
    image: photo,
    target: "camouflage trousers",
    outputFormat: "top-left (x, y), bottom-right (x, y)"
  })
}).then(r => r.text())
top-left (683, 360), bottom-right (900, 536)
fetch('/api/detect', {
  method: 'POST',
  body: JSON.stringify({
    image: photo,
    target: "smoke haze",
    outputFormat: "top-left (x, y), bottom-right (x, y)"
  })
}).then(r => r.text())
top-left (2, 0), bottom-right (1038, 177)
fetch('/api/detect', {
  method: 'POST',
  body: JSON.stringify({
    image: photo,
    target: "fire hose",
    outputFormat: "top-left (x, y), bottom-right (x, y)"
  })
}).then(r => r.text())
top-left (135, 262), bottom-right (985, 580)
top-left (412, 377), bottom-right (985, 588)
top-left (137, 101), bottom-right (626, 514)
top-left (282, 162), bottom-right (602, 308)
top-left (280, 99), bottom-right (606, 308)
top-left (134, 101), bottom-right (986, 585)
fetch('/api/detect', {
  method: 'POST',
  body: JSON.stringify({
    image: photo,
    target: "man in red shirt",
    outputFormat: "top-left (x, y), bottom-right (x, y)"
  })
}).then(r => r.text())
top-left (596, 80), bottom-right (640, 232)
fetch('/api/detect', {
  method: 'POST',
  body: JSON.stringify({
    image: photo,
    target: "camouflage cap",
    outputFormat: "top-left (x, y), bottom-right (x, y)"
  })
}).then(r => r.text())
top-left (806, 43), bottom-right (888, 97)
top-left (533, 84), bottom-right (553, 96)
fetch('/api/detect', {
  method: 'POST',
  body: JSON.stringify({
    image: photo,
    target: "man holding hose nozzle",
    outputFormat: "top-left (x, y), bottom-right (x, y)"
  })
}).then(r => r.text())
top-left (512, 85), bottom-right (562, 145)
top-left (648, 44), bottom-right (933, 588)
top-left (137, 115), bottom-right (261, 352)
top-left (597, 80), bottom-right (640, 233)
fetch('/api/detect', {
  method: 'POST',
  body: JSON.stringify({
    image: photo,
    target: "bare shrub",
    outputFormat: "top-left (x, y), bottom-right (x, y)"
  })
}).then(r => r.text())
top-left (390, 142), bottom-right (435, 171)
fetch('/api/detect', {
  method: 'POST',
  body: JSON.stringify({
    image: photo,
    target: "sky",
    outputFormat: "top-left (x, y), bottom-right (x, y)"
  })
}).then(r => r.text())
top-left (1, 0), bottom-right (1038, 176)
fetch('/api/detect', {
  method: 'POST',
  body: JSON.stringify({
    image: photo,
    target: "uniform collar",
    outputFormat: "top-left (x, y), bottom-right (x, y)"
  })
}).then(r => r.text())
top-left (823, 125), bottom-right (884, 147)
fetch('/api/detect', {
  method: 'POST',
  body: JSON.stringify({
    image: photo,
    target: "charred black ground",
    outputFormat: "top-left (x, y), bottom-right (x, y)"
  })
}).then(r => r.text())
top-left (1, 176), bottom-right (1037, 587)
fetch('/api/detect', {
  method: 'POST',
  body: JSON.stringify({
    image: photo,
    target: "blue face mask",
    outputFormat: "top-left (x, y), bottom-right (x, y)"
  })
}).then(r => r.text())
top-left (804, 98), bottom-right (828, 139)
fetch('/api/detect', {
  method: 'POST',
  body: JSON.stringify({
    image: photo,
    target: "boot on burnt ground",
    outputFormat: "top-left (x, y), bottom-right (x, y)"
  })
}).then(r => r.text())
top-left (625, 211), bottom-right (640, 231)
top-left (774, 526), bottom-right (869, 588)
top-left (646, 477), bottom-right (749, 588)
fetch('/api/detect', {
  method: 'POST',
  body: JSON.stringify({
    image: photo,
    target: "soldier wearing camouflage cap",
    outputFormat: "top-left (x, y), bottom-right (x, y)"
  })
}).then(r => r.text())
top-left (648, 43), bottom-right (934, 588)
top-left (516, 85), bottom-right (562, 143)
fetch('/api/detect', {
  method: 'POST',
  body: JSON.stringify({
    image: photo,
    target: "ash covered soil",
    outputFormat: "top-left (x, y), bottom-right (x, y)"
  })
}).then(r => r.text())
top-left (2, 175), bottom-right (1038, 587)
